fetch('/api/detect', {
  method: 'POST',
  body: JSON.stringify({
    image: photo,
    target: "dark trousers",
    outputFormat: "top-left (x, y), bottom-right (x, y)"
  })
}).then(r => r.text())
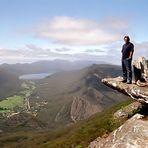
top-left (122, 58), bottom-right (132, 81)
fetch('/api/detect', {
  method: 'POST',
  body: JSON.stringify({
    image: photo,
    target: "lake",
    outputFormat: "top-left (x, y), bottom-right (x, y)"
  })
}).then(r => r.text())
top-left (19, 73), bottom-right (53, 80)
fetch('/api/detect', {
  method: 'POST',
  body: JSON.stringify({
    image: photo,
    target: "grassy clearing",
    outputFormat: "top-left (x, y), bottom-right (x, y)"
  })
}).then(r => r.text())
top-left (0, 95), bottom-right (24, 111)
top-left (0, 81), bottom-right (35, 112)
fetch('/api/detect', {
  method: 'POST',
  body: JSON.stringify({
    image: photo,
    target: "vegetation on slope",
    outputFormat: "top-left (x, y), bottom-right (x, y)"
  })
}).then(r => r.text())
top-left (0, 99), bottom-right (133, 148)
top-left (0, 81), bottom-right (35, 113)
top-left (0, 68), bottom-right (22, 100)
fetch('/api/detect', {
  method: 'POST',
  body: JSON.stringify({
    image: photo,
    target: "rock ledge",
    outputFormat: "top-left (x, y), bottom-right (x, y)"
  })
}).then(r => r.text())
top-left (102, 76), bottom-right (148, 104)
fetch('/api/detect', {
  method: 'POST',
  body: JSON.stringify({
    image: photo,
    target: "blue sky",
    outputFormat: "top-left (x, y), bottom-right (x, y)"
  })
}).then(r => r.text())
top-left (0, 0), bottom-right (148, 64)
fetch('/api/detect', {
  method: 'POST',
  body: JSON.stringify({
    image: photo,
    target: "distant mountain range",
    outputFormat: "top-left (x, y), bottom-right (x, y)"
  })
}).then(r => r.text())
top-left (0, 59), bottom-right (107, 76)
top-left (0, 59), bottom-right (105, 100)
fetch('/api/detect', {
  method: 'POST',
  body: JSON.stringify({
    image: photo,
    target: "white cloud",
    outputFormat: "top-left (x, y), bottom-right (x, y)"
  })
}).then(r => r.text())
top-left (0, 40), bottom-right (147, 65)
top-left (32, 16), bottom-right (130, 46)
top-left (54, 47), bottom-right (71, 52)
top-left (0, 44), bottom-right (113, 64)
top-left (85, 49), bottom-right (105, 53)
top-left (1, 14), bottom-right (148, 65)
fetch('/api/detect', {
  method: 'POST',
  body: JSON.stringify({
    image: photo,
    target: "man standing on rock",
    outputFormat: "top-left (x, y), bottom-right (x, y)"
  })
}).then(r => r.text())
top-left (121, 36), bottom-right (134, 84)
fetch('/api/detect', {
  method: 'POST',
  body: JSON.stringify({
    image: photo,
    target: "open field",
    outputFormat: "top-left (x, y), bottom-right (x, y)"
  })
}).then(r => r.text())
top-left (0, 81), bottom-right (35, 112)
top-left (0, 95), bottom-right (24, 111)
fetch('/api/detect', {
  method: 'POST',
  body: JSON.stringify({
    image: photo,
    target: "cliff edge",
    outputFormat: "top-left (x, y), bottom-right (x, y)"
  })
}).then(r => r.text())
top-left (89, 76), bottom-right (148, 148)
top-left (102, 76), bottom-right (148, 104)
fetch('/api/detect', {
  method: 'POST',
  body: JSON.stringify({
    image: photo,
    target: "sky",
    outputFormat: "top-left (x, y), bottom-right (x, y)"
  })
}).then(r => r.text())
top-left (0, 0), bottom-right (148, 64)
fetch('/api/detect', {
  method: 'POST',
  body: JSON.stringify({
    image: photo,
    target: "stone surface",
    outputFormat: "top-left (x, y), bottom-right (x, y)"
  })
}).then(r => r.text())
top-left (113, 101), bottom-right (142, 120)
top-left (70, 95), bottom-right (103, 122)
top-left (102, 76), bottom-right (148, 104)
top-left (89, 114), bottom-right (148, 148)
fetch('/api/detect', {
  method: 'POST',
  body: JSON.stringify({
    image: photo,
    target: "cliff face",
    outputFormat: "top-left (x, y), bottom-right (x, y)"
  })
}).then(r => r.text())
top-left (89, 114), bottom-right (148, 148)
top-left (89, 76), bottom-right (148, 148)
top-left (70, 94), bottom-right (103, 123)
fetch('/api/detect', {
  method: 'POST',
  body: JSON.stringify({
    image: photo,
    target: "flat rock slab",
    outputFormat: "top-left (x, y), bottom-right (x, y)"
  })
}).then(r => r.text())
top-left (102, 77), bottom-right (148, 104)
top-left (88, 114), bottom-right (148, 148)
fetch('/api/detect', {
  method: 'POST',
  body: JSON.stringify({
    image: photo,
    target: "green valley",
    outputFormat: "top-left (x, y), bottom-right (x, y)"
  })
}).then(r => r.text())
top-left (0, 81), bottom-right (35, 113)
top-left (0, 95), bottom-right (24, 111)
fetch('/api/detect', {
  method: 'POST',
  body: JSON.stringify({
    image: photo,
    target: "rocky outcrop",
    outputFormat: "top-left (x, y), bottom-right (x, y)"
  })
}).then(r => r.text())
top-left (102, 76), bottom-right (148, 103)
top-left (113, 101), bottom-right (142, 120)
top-left (70, 95), bottom-right (103, 122)
top-left (89, 113), bottom-right (148, 148)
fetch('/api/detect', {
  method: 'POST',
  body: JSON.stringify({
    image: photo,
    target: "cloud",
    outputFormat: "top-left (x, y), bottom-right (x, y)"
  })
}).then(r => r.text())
top-left (99, 17), bottom-right (130, 32)
top-left (0, 44), bottom-right (113, 64)
top-left (0, 40), bottom-right (147, 65)
top-left (32, 16), bottom-right (130, 46)
top-left (85, 49), bottom-right (105, 53)
top-left (26, 44), bottom-right (50, 51)
top-left (54, 47), bottom-right (71, 52)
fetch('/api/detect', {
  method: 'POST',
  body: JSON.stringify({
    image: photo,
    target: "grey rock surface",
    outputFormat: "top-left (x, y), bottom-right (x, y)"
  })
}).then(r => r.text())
top-left (102, 77), bottom-right (148, 103)
top-left (89, 114), bottom-right (148, 148)
top-left (113, 101), bottom-right (142, 120)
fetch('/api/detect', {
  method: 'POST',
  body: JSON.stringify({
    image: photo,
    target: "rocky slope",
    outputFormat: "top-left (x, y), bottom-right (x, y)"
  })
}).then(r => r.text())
top-left (70, 94), bottom-right (103, 123)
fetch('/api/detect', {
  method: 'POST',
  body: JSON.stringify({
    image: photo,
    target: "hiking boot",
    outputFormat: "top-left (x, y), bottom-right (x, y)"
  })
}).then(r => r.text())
top-left (122, 79), bottom-right (127, 83)
top-left (127, 81), bottom-right (132, 84)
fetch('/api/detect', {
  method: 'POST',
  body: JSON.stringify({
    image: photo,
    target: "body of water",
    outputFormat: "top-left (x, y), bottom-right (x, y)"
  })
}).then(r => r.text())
top-left (19, 73), bottom-right (53, 80)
